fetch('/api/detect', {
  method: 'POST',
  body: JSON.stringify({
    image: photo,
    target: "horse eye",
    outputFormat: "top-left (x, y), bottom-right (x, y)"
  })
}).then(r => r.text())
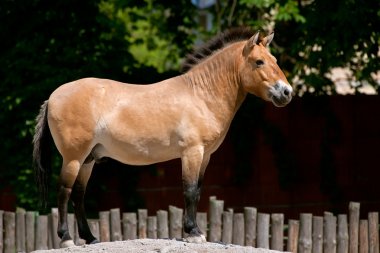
top-left (256, 60), bottom-right (264, 66)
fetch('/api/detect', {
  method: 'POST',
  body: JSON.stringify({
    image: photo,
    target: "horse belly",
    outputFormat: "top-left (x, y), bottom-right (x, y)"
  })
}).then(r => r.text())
top-left (97, 100), bottom-right (187, 165)
top-left (95, 136), bottom-right (181, 166)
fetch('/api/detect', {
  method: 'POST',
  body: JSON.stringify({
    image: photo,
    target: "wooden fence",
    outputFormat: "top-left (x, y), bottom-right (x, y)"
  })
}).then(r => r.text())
top-left (0, 199), bottom-right (378, 253)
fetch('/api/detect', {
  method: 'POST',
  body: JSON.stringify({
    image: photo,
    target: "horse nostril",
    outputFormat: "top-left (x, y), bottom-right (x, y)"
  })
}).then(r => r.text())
top-left (283, 88), bottom-right (290, 96)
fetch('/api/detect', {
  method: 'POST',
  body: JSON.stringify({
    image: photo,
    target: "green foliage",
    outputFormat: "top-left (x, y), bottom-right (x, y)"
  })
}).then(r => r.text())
top-left (99, 0), bottom-right (195, 73)
top-left (276, 1), bottom-right (305, 23)
top-left (240, 0), bottom-right (305, 23)
top-left (284, 0), bottom-right (379, 94)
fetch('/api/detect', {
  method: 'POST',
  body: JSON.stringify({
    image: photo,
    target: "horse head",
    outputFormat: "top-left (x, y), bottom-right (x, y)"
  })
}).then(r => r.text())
top-left (240, 32), bottom-right (293, 107)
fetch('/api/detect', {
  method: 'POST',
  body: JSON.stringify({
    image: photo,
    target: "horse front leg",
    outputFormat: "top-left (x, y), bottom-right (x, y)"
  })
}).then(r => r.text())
top-left (181, 146), bottom-right (210, 243)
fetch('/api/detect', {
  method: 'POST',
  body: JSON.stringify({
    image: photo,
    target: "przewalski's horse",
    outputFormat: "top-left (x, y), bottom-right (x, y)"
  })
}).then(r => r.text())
top-left (33, 28), bottom-right (293, 247)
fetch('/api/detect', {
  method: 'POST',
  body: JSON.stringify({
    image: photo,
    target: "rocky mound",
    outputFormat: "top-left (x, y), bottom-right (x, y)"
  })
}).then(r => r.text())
top-left (31, 239), bottom-right (286, 253)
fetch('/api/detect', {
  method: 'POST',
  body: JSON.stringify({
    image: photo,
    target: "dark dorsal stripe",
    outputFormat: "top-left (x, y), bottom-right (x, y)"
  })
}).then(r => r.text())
top-left (181, 27), bottom-right (256, 72)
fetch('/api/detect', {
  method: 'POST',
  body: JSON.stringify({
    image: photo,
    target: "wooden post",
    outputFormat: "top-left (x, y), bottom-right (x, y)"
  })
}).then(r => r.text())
top-left (26, 211), bottom-right (36, 253)
top-left (312, 216), bottom-right (323, 253)
top-left (324, 212), bottom-right (337, 253)
top-left (0, 210), bottom-right (3, 253)
top-left (208, 198), bottom-right (224, 242)
top-left (110, 208), bottom-right (122, 241)
top-left (67, 213), bottom-right (75, 243)
top-left (147, 216), bottom-right (157, 239)
top-left (257, 213), bottom-right (270, 249)
top-left (35, 215), bottom-right (48, 250)
top-left (271, 213), bottom-right (284, 251)
top-left (48, 214), bottom-right (53, 249)
top-left (287, 219), bottom-right (300, 253)
top-left (4, 212), bottom-right (15, 253)
top-left (123, 212), bottom-right (137, 240)
top-left (169, 206), bottom-right (183, 239)
top-left (359, 220), bottom-right (369, 253)
top-left (72, 215), bottom-right (78, 246)
top-left (359, 219), bottom-right (369, 253)
top-left (233, 213), bottom-right (245, 246)
top-left (299, 213), bottom-right (313, 253)
top-left (244, 207), bottom-right (257, 247)
top-left (157, 210), bottom-right (169, 239)
top-left (349, 202), bottom-right (360, 253)
top-left (99, 211), bottom-right (110, 242)
top-left (368, 212), bottom-right (379, 253)
top-left (196, 212), bottom-right (207, 238)
top-left (138, 209), bottom-right (147, 239)
top-left (222, 210), bottom-right (233, 244)
top-left (50, 208), bottom-right (60, 249)
top-left (88, 219), bottom-right (100, 240)
top-left (16, 209), bottom-right (26, 253)
top-left (337, 215), bottom-right (349, 253)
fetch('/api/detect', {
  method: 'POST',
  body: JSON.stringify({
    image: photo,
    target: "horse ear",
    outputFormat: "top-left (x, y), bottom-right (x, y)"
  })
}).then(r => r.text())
top-left (243, 31), bottom-right (260, 56)
top-left (262, 32), bottom-right (274, 47)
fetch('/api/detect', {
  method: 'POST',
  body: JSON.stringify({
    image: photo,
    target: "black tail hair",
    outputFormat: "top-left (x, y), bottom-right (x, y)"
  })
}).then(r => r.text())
top-left (32, 100), bottom-right (52, 207)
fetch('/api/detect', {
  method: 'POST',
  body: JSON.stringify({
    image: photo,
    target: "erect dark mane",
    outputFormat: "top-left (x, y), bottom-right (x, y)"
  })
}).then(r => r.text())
top-left (181, 27), bottom-right (256, 72)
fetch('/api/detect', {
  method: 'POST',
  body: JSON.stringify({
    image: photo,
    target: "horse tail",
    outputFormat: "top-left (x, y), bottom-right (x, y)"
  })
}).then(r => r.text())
top-left (33, 100), bottom-right (52, 207)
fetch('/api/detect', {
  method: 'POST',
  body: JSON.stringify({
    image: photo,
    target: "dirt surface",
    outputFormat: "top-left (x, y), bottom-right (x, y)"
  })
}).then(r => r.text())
top-left (31, 239), bottom-right (286, 253)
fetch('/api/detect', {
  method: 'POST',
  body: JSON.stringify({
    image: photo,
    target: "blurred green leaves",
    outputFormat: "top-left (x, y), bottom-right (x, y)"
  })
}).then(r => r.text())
top-left (276, 1), bottom-right (305, 23)
top-left (99, 0), bottom-right (184, 73)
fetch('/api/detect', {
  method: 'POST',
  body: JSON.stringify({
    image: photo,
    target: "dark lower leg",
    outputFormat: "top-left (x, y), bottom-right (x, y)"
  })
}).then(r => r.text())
top-left (71, 182), bottom-right (98, 244)
top-left (183, 182), bottom-right (202, 236)
top-left (58, 186), bottom-right (72, 241)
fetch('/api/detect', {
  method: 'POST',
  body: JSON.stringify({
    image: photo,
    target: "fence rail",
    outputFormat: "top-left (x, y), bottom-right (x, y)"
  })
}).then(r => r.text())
top-left (0, 199), bottom-right (378, 253)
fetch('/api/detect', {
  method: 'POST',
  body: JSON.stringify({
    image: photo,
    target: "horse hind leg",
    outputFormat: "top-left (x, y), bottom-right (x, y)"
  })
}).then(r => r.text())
top-left (70, 160), bottom-right (99, 244)
top-left (57, 159), bottom-right (82, 247)
top-left (57, 144), bottom-right (98, 247)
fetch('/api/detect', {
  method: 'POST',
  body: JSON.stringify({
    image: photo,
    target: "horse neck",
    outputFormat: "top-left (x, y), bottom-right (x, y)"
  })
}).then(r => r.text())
top-left (182, 43), bottom-right (247, 114)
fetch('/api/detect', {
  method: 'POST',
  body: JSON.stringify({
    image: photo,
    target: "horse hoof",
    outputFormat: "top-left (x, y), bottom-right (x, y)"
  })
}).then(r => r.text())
top-left (60, 239), bottom-right (75, 248)
top-left (89, 239), bottom-right (100, 244)
top-left (184, 234), bottom-right (206, 243)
